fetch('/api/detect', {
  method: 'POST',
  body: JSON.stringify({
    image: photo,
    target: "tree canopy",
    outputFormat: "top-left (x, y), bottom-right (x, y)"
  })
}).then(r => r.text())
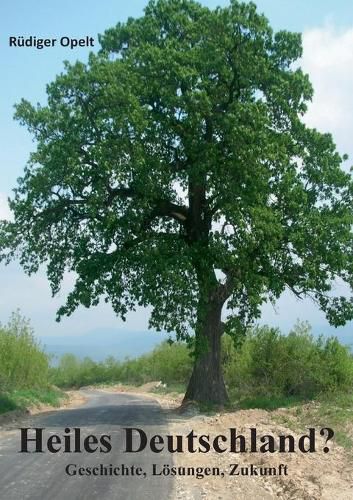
top-left (1, 0), bottom-right (353, 403)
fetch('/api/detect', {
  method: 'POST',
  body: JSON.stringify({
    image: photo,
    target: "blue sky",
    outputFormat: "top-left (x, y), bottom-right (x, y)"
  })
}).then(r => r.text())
top-left (1, 0), bottom-right (353, 344)
top-left (1, 0), bottom-right (352, 193)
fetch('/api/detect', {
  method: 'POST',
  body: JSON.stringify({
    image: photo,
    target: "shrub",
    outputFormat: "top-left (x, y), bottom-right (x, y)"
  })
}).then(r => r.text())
top-left (0, 311), bottom-right (50, 392)
top-left (51, 341), bottom-right (192, 388)
top-left (51, 323), bottom-right (353, 403)
top-left (223, 322), bottom-right (353, 400)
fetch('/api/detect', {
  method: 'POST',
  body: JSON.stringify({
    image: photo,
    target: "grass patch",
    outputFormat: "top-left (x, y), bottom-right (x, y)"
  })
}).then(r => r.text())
top-left (0, 388), bottom-right (66, 415)
top-left (291, 394), bottom-right (353, 451)
top-left (236, 395), bottom-right (305, 411)
top-left (231, 393), bottom-right (353, 452)
top-left (0, 394), bottom-right (18, 414)
top-left (253, 393), bottom-right (353, 453)
top-left (334, 431), bottom-right (353, 450)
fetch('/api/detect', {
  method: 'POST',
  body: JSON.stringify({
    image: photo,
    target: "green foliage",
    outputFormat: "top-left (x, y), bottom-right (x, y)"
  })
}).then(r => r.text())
top-left (1, 0), bottom-right (353, 347)
top-left (51, 324), bottom-right (353, 404)
top-left (236, 395), bottom-right (303, 411)
top-left (139, 341), bottom-right (193, 383)
top-left (0, 389), bottom-right (64, 415)
top-left (223, 322), bottom-right (353, 400)
top-left (0, 312), bottom-right (65, 415)
top-left (2, 1), bottom-right (353, 404)
top-left (0, 394), bottom-right (18, 414)
top-left (50, 341), bottom-right (192, 388)
top-left (0, 311), bottom-right (50, 392)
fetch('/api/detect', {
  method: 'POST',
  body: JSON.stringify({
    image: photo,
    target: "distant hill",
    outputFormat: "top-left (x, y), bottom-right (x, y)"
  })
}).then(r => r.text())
top-left (39, 324), bottom-right (353, 365)
top-left (39, 328), bottom-right (170, 364)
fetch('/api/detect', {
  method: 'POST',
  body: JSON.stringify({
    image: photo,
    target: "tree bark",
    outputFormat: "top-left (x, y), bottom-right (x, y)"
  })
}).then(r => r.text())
top-left (183, 295), bottom-right (229, 406)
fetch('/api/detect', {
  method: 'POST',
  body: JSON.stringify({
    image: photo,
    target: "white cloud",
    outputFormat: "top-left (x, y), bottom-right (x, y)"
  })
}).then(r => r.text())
top-left (260, 23), bottom-right (353, 335)
top-left (301, 24), bottom-right (353, 160)
top-left (0, 193), bottom-right (12, 221)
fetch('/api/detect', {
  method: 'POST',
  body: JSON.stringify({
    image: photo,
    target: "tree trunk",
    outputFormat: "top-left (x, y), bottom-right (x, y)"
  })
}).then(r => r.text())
top-left (183, 296), bottom-right (229, 406)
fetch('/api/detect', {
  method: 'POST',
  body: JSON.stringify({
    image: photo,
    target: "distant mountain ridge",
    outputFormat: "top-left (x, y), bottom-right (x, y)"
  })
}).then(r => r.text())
top-left (39, 325), bottom-right (353, 365)
top-left (39, 328), bottom-right (170, 363)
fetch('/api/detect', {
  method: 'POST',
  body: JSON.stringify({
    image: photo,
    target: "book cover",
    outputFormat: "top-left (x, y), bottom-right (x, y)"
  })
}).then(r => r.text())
top-left (1, 1), bottom-right (353, 499)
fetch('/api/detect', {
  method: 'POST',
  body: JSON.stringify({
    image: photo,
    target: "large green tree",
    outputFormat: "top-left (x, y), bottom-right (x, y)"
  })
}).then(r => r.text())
top-left (1, 0), bottom-right (353, 404)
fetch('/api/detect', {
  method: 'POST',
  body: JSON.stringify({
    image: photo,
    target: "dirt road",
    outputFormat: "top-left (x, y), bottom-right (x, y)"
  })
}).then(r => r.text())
top-left (1, 388), bottom-right (353, 499)
top-left (0, 390), bottom-right (172, 500)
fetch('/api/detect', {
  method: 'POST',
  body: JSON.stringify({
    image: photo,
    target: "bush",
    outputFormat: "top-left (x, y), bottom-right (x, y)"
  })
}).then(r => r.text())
top-left (51, 322), bottom-right (353, 403)
top-left (0, 388), bottom-right (64, 415)
top-left (0, 311), bottom-right (50, 392)
top-left (51, 341), bottom-right (192, 388)
top-left (223, 322), bottom-right (353, 400)
top-left (138, 342), bottom-right (192, 385)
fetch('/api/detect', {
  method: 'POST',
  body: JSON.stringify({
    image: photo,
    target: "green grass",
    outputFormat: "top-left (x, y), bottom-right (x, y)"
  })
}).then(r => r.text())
top-left (227, 394), bottom-right (353, 453)
top-left (0, 388), bottom-right (66, 415)
top-left (0, 394), bottom-right (18, 414)
top-left (235, 395), bottom-right (306, 411)
top-left (334, 431), bottom-right (353, 450)
top-left (292, 394), bottom-right (353, 451)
